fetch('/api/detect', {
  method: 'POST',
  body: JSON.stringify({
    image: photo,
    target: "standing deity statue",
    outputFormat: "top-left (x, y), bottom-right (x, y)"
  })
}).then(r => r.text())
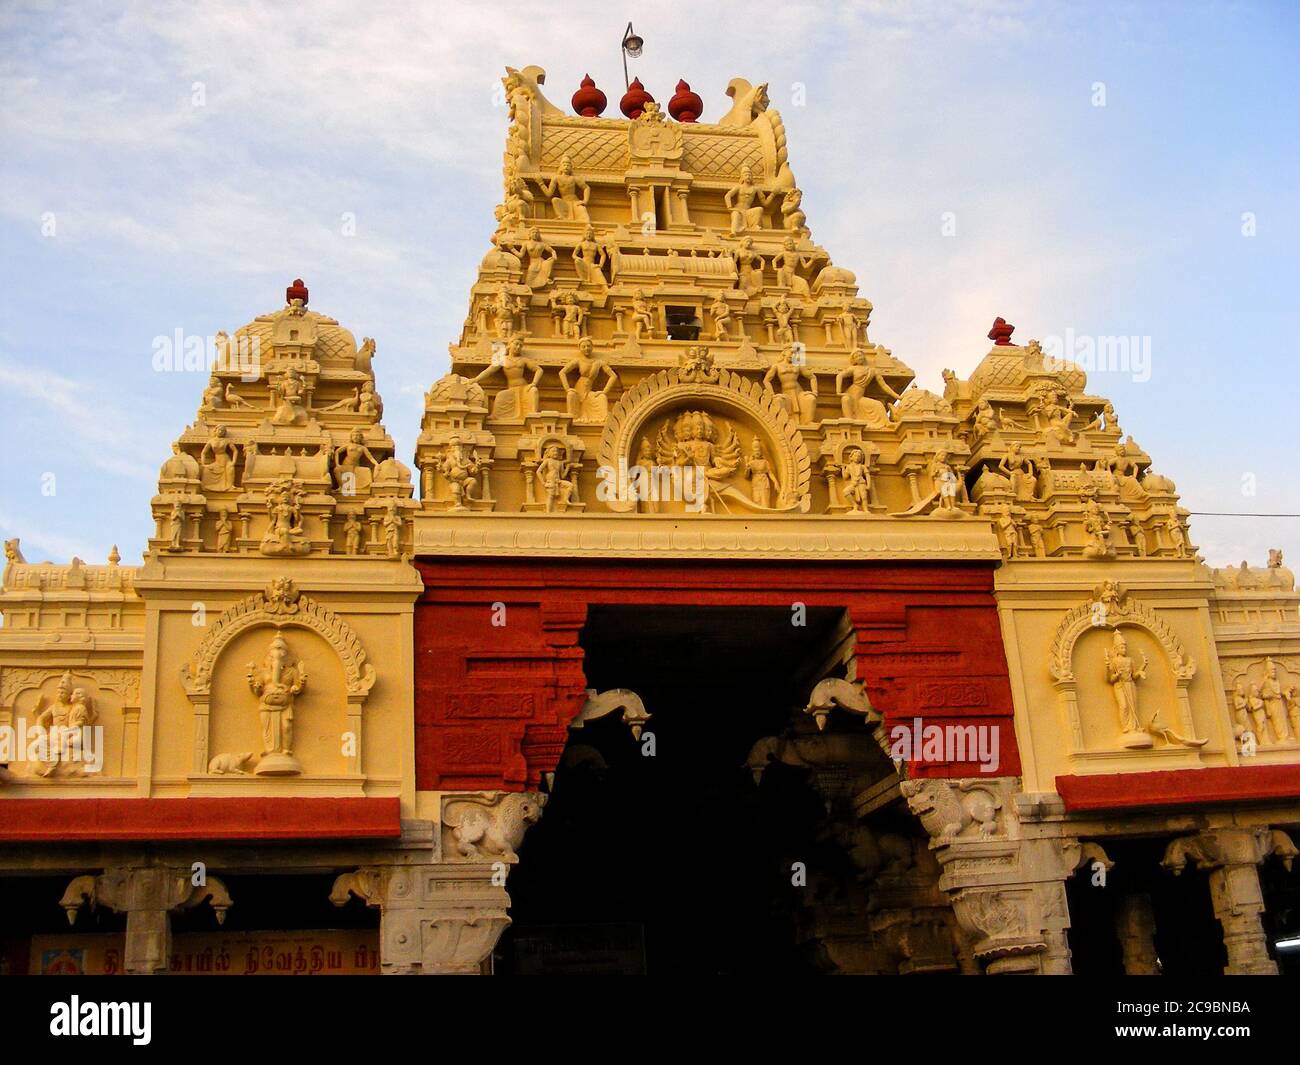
top-left (1231, 677), bottom-right (1254, 742)
top-left (996, 511), bottom-right (1020, 558)
top-left (343, 512), bottom-right (364, 555)
top-left (772, 237), bottom-right (815, 297)
top-left (572, 225), bottom-right (609, 288)
top-left (550, 291), bottom-right (587, 339)
top-left (839, 447), bottom-right (873, 513)
top-left (168, 501), bottom-right (186, 551)
top-left (1247, 683), bottom-right (1268, 741)
top-left (1260, 658), bottom-right (1292, 743)
top-left (1164, 514), bottom-right (1188, 558)
top-left (474, 334), bottom-right (543, 420)
top-left (1127, 517), bottom-right (1147, 557)
top-left (488, 284), bottom-right (521, 338)
top-left (732, 237), bottom-right (765, 297)
top-left (382, 499), bottom-right (403, 559)
top-left (514, 227), bottom-right (557, 289)
top-left (929, 451), bottom-right (962, 516)
top-left (1105, 629), bottom-right (1206, 749)
top-left (1285, 685), bottom-right (1300, 739)
top-left (839, 304), bottom-right (865, 349)
top-left (629, 290), bottom-right (657, 340)
top-left (560, 338), bottom-right (619, 423)
top-left (772, 296), bottom-right (797, 345)
top-left (1107, 630), bottom-right (1149, 747)
top-left (246, 635), bottom-right (307, 775)
top-left (724, 164), bottom-right (775, 234)
top-left (535, 444), bottom-right (580, 512)
top-left (763, 346), bottom-right (819, 424)
top-left (744, 437), bottom-right (776, 508)
top-left (1027, 521), bottom-right (1046, 557)
top-left (214, 507), bottom-right (235, 553)
top-left (199, 424), bottom-right (241, 491)
top-left (836, 348), bottom-right (900, 427)
top-left (540, 155), bottom-right (590, 222)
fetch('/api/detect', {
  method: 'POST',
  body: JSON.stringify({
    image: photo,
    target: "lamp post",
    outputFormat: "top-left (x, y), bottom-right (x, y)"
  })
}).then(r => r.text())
top-left (621, 22), bottom-right (643, 88)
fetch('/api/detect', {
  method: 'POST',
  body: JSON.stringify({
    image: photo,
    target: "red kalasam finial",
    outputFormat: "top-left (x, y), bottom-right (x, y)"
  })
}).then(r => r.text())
top-left (572, 74), bottom-right (607, 117)
top-left (286, 278), bottom-right (309, 305)
top-left (620, 77), bottom-right (654, 120)
top-left (668, 79), bottom-right (703, 123)
top-left (988, 317), bottom-right (1014, 345)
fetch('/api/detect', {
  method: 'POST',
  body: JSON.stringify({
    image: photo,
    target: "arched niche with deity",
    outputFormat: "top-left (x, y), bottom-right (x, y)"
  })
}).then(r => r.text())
top-left (180, 578), bottom-right (376, 781)
top-left (595, 362), bottom-right (812, 515)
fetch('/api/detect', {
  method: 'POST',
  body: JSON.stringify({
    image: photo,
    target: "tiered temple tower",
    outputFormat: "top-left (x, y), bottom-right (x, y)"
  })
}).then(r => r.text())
top-left (0, 64), bottom-right (1297, 977)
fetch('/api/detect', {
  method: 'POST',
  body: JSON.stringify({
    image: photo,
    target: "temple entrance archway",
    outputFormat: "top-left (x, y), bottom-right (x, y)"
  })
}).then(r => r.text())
top-left (496, 604), bottom-right (856, 974)
top-left (414, 556), bottom-right (1022, 974)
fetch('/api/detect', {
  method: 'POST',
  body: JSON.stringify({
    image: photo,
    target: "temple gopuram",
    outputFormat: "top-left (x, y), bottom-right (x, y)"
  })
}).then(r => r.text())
top-left (2, 65), bottom-right (1298, 977)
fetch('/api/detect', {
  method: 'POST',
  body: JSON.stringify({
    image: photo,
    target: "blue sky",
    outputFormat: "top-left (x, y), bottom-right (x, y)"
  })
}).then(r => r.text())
top-left (1, 0), bottom-right (1296, 565)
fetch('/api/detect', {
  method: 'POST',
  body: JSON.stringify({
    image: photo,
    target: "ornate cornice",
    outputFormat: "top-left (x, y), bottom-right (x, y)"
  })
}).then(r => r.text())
top-left (410, 513), bottom-right (1002, 560)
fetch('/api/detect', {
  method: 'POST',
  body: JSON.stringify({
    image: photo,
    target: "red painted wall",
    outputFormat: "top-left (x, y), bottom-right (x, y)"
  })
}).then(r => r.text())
top-left (0, 797), bottom-right (401, 842)
top-left (414, 558), bottom-right (1020, 789)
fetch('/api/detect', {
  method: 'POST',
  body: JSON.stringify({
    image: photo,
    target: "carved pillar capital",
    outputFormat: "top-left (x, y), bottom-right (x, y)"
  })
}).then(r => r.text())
top-left (331, 862), bottom-right (512, 975)
top-left (901, 776), bottom-right (1086, 974)
top-left (1162, 826), bottom-right (1295, 975)
top-left (58, 867), bottom-right (233, 974)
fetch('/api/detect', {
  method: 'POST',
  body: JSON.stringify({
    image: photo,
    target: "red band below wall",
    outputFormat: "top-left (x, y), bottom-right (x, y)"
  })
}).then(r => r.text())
top-left (0, 797), bottom-right (402, 842)
top-left (1056, 766), bottom-right (1300, 812)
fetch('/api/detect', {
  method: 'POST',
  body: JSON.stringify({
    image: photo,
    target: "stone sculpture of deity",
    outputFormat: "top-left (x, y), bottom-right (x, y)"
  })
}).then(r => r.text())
top-left (246, 635), bottom-right (307, 775)
top-left (540, 155), bottom-right (590, 222)
top-left (560, 338), bottom-right (619, 423)
top-left (763, 346), bottom-right (818, 424)
top-left (474, 335), bottom-right (543, 421)
top-left (836, 348), bottom-right (900, 427)
top-left (725, 164), bottom-right (774, 235)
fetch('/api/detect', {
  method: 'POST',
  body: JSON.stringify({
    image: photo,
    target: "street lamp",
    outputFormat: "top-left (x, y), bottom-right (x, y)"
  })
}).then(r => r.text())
top-left (621, 22), bottom-right (643, 88)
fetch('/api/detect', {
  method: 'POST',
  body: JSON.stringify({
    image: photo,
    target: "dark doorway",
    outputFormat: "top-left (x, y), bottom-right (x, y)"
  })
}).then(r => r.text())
top-left (496, 604), bottom-right (848, 974)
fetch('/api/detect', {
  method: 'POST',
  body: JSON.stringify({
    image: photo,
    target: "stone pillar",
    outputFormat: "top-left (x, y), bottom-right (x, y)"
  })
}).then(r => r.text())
top-left (59, 867), bottom-right (233, 975)
top-left (901, 778), bottom-right (1111, 975)
top-left (1162, 827), bottom-right (1297, 976)
top-left (1116, 893), bottom-right (1159, 975)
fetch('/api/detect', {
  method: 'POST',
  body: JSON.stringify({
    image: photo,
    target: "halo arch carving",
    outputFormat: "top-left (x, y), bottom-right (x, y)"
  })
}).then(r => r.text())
top-left (596, 367), bottom-right (812, 513)
top-left (181, 579), bottom-right (376, 699)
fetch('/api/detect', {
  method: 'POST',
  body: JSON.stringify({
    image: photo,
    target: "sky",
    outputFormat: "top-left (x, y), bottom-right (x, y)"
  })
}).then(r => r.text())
top-left (1, 0), bottom-right (1297, 566)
